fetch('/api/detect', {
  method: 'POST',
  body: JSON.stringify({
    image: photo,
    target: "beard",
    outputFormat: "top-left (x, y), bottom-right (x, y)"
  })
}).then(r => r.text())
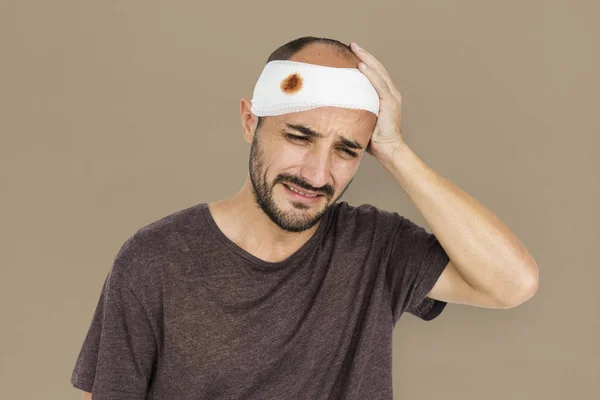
top-left (248, 131), bottom-right (353, 233)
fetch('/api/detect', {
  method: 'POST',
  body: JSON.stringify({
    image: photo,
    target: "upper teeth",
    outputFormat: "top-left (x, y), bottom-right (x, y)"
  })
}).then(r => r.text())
top-left (288, 185), bottom-right (317, 197)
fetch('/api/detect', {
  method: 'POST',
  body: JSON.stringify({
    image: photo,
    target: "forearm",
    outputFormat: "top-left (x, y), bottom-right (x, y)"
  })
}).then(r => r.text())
top-left (377, 141), bottom-right (539, 305)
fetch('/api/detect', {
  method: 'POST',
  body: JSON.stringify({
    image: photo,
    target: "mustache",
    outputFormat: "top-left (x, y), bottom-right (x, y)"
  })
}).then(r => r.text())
top-left (274, 173), bottom-right (334, 197)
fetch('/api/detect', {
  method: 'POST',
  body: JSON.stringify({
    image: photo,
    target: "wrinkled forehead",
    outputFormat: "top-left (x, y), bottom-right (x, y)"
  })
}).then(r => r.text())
top-left (279, 106), bottom-right (375, 127)
top-left (274, 106), bottom-right (377, 146)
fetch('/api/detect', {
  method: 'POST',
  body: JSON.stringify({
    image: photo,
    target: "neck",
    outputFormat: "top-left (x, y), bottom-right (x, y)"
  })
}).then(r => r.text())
top-left (207, 177), bottom-right (322, 263)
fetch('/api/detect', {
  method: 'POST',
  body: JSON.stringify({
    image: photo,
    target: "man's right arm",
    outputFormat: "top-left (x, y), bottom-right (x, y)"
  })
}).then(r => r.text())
top-left (83, 392), bottom-right (92, 400)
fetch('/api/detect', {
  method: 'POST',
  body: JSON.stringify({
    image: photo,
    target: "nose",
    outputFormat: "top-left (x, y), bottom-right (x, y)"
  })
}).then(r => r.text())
top-left (299, 147), bottom-right (332, 189)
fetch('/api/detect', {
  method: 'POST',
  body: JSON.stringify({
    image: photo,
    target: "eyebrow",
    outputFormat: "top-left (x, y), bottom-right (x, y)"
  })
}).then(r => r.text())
top-left (285, 123), bottom-right (364, 150)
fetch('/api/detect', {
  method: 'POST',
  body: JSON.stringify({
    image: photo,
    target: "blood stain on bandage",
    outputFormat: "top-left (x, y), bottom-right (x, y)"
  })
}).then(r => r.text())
top-left (280, 73), bottom-right (303, 94)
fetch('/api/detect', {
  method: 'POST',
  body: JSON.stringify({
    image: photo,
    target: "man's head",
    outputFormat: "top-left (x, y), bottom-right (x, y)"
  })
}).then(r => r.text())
top-left (241, 36), bottom-right (378, 233)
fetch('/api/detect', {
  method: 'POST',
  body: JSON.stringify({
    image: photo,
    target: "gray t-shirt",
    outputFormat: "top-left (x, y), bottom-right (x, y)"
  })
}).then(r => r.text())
top-left (70, 201), bottom-right (449, 399)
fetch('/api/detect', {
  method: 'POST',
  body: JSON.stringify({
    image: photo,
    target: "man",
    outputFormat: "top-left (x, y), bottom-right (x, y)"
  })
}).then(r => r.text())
top-left (71, 36), bottom-right (539, 399)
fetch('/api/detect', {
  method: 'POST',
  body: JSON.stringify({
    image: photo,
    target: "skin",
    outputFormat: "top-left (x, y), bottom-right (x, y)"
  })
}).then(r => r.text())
top-left (209, 43), bottom-right (377, 263)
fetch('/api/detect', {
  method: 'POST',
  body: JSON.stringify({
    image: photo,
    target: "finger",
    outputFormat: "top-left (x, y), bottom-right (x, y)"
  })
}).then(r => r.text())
top-left (351, 43), bottom-right (401, 100)
top-left (358, 61), bottom-right (392, 99)
top-left (351, 43), bottom-right (392, 85)
top-left (350, 43), bottom-right (385, 72)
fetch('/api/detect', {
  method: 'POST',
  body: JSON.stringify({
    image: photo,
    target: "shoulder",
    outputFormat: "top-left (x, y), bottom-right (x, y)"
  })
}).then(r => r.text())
top-left (329, 201), bottom-right (405, 242)
top-left (332, 201), bottom-right (404, 229)
top-left (111, 202), bottom-right (206, 285)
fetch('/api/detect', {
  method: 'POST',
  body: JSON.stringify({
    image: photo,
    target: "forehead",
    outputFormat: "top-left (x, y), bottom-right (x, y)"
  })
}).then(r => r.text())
top-left (281, 106), bottom-right (374, 127)
top-left (276, 107), bottom-right (376, 144)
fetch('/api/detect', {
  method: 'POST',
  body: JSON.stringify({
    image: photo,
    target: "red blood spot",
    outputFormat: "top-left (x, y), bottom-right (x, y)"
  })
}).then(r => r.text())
top-left (280, 73), bottom-right (303, 94)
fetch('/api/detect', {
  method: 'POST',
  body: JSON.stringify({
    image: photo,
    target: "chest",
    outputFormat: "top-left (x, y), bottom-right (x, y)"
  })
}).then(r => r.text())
top-left (154, 264), bottom-right (375, 391)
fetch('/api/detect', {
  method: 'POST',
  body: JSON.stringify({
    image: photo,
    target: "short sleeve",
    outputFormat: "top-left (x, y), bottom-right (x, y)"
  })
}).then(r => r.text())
top-left (386, 215), bottom-right (450, 324)
top-left (70, 237), bottom-right (157, 399)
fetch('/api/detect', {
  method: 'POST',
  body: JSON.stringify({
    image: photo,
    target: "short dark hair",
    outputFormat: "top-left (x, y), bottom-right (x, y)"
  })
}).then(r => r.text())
top-left (255, 36), bottom-right (354, 132)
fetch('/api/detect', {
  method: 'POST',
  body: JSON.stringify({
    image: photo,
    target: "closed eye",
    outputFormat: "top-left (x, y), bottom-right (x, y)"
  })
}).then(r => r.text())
top-left (286, 132), bottom-right (358, 158)
top-left (286, 133), bottom-right (310, 142)
top-left (340, 148), bottom-right (358, 158)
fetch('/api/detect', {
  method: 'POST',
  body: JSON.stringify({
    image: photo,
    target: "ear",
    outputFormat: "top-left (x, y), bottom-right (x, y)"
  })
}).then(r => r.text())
top-left (240, 97), bottom-right (258, 144)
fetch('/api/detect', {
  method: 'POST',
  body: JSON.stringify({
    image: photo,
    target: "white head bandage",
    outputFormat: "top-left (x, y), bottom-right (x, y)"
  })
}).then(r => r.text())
top-left (250, 60), bottom-right (380, 117)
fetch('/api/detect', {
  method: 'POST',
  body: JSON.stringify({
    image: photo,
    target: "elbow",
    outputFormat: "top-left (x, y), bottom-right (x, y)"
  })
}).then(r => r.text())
top-left (502, 265), bottom-right (540, 308)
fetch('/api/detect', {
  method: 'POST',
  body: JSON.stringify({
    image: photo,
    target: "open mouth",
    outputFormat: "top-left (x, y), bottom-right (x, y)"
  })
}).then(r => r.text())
top-left (282, 183), bottom-right (322, 200)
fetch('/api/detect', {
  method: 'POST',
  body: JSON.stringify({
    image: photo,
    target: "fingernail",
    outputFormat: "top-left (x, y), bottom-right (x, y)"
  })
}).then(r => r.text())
top-left (353, 42), bottom-right (360, 50)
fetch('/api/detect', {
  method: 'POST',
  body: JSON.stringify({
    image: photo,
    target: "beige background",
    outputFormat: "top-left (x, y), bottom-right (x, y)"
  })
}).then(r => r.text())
top-left (1, 1), bottom-right (598, 399)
